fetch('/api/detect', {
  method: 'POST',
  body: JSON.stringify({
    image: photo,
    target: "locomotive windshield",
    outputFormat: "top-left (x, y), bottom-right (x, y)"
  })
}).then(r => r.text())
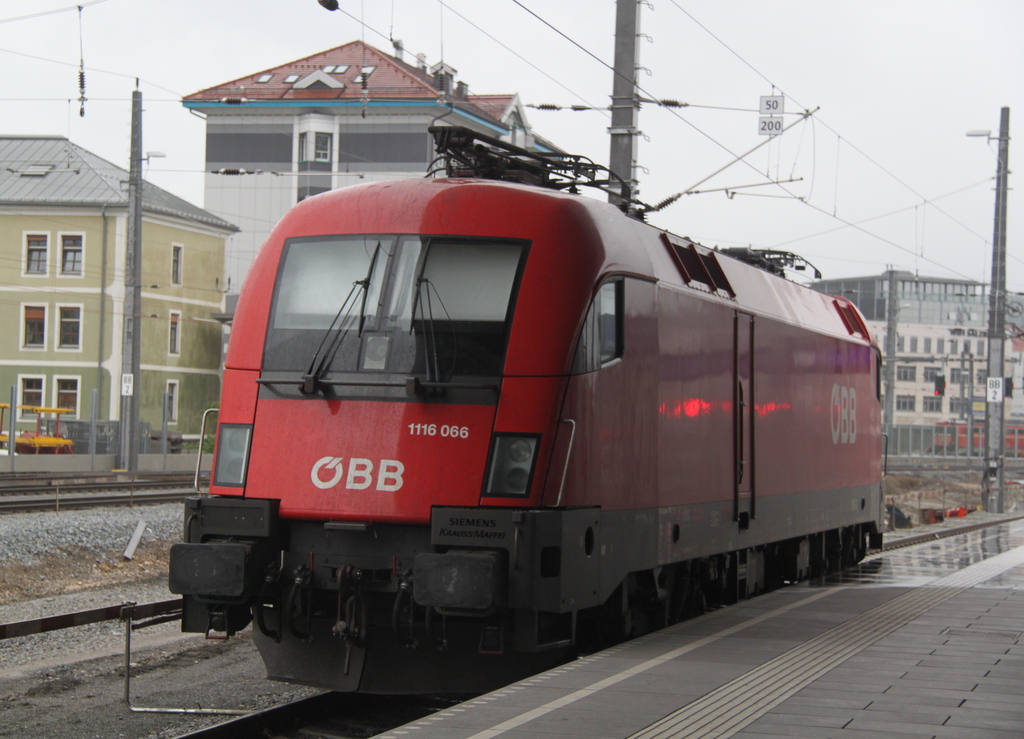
top-left (264, 234), bottom-right (527, 384)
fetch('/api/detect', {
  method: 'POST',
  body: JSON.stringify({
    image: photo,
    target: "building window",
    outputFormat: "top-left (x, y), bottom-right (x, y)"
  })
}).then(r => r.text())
top-left (23, 305), bottom-right (46, 348)
top-left (60, 234), bottom-right (83, 275)
top-left (169, 311), bottom-right (181, 355)
top-left (923, 367), bottom-right (940, 382)
top-left (171, 244), bottom-right (183, 286)
top-left (949, 368), bottom-right (963, 384)
top-left (58, 306), bottom-right (81, 348)
top-left (909, 337), bottom-right (918, 353)
top-left (166, 380), bottom-right (179, 424)
top-left (19, 376), bottom-right (43, 418)
top-left (897, 366), bottom-right (916, 382)
top-left (314, 132), bottom-right (332, 162)
top-left (299, 131), bottom-right (334, 163)
top-left (897, 336), bottom-right (905, 352)
top-left (923, 337), bottom-right (932, 354)
top-left (54, 377), bottom-right (79, 416)
top-left (977, 371), bottom-right (987, 386)
top-left (978, 340), bottom-right (985, 356)
top-left (950, 397), bottom-right (968, 414)
top-left (25, 234), bottom-right (48, 274)
top-left (937, 338), bottom-right (945, 354)
top-left (896, 395), bottom-right (916, 412)
top-left (923, 396), bottom-right (942, 413)
top-left (949, 340), bottom-right (958, 355)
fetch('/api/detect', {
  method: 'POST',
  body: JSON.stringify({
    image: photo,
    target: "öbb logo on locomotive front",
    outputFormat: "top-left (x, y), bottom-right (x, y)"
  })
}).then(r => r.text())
top-left (310, 456), bottom-right (405, 491)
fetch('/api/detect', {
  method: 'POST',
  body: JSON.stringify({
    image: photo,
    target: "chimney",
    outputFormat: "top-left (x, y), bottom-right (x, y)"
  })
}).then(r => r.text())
top-left (416, 53), bottom-right (427, 71)
top-left (455, 81), bottom-right (468, 100)
top-left (430, 62), bottom-right (456, 96)
top-left (392, 39), bottom-right (404, 62)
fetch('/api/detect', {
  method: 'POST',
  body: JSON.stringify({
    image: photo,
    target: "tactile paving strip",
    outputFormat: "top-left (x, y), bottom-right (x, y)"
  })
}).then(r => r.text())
top-left (628, 544), bottom-right (1024, 739)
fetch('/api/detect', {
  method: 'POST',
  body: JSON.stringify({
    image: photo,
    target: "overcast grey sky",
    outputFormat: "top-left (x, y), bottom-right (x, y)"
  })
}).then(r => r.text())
top-left (2, 0), bottom-right (1021, 293)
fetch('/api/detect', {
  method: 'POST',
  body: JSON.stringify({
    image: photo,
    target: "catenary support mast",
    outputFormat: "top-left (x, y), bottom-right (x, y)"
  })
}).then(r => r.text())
top-left (608, 0), bottom-right (640, 209)
top-left (118, 87), bottom-right (143, 472)
top-left (984, 107), bottom-right (1010, 513)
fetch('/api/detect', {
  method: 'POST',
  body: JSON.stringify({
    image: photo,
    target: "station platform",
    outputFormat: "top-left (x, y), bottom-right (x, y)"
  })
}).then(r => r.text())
top-left (381, 520), bottom-right (1024, 739)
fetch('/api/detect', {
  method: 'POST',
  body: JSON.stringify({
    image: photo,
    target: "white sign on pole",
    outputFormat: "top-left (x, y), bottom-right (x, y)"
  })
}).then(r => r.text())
top-left (758, 117), bottom-right (783, 136)
top-left (988, 377), bottom-right (1004, 403)
top-left (121, 373), bottom-right (134, 397)
top-left (758, 96), bottom-right (784, 137)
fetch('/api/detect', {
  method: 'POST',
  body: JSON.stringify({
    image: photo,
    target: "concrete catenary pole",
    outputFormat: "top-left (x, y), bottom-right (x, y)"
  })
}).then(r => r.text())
top-left (883, 268), bottom-right (898, 446)
top-left (608, 0), bottom-right (640, 209)
top-left (984, 107), bottom-right (1010, 513)
top-left (118, 86), bottom-right (143, 472)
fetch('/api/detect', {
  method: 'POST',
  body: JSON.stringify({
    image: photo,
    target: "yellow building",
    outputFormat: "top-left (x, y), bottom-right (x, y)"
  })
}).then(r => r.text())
top-left (0, 136), bottom-right (237, 445)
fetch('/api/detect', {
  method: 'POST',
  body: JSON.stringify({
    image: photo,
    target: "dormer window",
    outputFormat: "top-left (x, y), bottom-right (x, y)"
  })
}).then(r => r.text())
top-left (283, 74), bottom-right (300, 84)
top-left (256, 74), bottom-right (273, 83)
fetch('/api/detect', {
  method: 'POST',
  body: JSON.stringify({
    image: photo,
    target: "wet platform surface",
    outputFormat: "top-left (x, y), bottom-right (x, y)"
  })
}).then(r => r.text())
top-left (381, 520), bottom-right (1024, 739)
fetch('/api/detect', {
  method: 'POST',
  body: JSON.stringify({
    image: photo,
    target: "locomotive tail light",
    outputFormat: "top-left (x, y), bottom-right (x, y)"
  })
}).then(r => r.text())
top-left (213, 424), bottom-right (253, 487)
top-left (483, 434), bottom-right (539, 497)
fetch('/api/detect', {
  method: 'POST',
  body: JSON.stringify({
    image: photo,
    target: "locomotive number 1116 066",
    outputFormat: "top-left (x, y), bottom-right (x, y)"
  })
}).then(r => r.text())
top-left (408, 423), bottom-right (470, 438)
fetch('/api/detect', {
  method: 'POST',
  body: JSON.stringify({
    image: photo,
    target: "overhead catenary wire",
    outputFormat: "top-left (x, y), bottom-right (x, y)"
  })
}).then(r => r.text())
top-left (551, 2), bottom-right (992, 282)
top-left (436, 0), bottom-right (609, 117)
top-left (509, 0), bottom-right (995, 283)
top-left (667, 1), bottom-right (992, 254)
top-left (0, 0), bottom-right (109, 26)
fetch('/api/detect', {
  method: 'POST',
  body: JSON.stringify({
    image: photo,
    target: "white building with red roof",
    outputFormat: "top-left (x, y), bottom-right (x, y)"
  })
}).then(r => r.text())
top-left (183, 40), bottom-right (557, 292)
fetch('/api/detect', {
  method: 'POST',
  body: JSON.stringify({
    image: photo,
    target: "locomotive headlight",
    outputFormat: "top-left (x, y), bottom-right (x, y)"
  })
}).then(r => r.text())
top-left (213, 424), bottom-right (252, 488)
top-left (506, 467), bottom-right (529, 493)
top-left (508, 438), bottom-right (533, 464)
top-left (483, 435), bottom-right (539, 497)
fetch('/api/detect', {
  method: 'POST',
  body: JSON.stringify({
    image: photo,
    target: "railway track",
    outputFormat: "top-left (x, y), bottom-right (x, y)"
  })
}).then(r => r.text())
top-left (0, 472), bottom-right (203, 512)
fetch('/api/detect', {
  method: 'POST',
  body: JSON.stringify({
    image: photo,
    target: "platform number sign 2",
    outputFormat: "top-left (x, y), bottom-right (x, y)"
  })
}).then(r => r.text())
top-left (759, 95), bottom-right (784, 137)
top-left (830, 384), bottom-right (857, 444)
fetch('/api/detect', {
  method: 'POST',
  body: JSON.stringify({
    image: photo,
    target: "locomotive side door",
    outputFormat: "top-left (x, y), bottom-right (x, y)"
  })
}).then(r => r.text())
top-left (734, 311), bottom-right (755, 529)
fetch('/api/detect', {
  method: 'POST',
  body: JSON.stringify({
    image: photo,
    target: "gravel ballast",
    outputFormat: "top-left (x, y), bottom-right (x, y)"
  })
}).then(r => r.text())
top-left (0, 502), bottom-right (319, 739)
top-left (0, 503), bottom-right (183, 566)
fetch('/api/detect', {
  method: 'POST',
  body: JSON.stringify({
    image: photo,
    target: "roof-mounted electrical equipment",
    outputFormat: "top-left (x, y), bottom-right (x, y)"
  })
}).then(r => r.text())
top-left (428, 125), bottom-right (648, 216)
top-left (719, 248), bottom-right (821, 280)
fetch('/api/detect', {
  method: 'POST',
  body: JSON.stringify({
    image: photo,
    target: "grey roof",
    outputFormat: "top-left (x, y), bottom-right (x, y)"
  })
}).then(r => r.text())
top-left (0, 137), bottom-right (238, 232)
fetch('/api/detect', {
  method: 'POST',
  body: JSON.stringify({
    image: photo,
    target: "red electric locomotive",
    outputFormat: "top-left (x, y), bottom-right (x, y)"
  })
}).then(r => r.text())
top-left (170, 128), bottom-right (883, 694)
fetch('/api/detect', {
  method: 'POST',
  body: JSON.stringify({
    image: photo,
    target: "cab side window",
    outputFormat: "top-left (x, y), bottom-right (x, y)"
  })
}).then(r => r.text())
top-left (572, 279), bottom-right (623, 374)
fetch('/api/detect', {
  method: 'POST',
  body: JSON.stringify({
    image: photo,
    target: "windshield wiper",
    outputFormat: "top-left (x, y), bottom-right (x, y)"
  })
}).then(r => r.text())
top-left (300, 244), bottom-right (381, 395)
top-left (299, 280), bottom-right (365, 395)
top-left (409, 276), bottom-right (459, 394)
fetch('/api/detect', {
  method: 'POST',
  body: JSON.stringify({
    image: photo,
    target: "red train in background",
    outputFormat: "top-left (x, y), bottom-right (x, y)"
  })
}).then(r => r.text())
top-left (169, 127), bottom-right (883, 694)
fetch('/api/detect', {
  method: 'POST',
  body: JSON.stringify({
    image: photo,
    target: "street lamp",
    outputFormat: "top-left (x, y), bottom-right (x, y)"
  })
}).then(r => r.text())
top-left (968, 108), bottom-right (1011, 513)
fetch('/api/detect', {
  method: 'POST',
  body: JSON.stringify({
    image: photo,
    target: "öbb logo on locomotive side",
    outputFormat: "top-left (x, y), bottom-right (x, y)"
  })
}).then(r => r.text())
top-left (830, 384), bottom-right (857, 444)
top-left (310, 457), bottom-right (405, 491)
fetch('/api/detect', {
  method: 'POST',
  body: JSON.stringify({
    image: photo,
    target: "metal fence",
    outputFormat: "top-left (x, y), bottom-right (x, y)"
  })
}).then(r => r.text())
top-left (888, 424), bottom-right (1024, 458)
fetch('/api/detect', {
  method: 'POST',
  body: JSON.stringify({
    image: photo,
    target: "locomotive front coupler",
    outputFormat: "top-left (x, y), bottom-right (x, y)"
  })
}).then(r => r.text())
top-left (285, 565), bottom-right (314, 642)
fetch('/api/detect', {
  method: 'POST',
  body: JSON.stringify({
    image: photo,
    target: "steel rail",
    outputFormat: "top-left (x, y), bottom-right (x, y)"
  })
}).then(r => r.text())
top-left (0, 475), bottom-right (199, 496)
top-left (0, 487), bottom-right (191, 513)
top-left (875, 513), bottom-right (1024, 553)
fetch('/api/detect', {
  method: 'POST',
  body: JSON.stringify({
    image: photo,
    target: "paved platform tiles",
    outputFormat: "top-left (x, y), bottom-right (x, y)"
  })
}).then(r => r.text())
top-left (381, 523), bottom-right (1024, 739)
